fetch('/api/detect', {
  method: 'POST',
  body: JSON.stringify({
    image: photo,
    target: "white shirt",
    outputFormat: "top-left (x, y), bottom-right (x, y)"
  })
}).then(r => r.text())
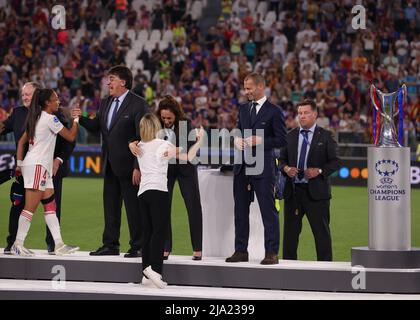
top-left (252, 96), bottom-right (267, 114)
top-left (22, 111), bottom-right (64, 175)
top-left (137, 139), bottom-right (175, 196)
top-left (107, 90), bottom-right (129, 128)
top-left (272, 34), bottom-right (288, 55)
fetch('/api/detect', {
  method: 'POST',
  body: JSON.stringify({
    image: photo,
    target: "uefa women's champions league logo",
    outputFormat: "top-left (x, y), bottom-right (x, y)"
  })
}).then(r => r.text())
top-left (375, 159), bottom-right (399, 185)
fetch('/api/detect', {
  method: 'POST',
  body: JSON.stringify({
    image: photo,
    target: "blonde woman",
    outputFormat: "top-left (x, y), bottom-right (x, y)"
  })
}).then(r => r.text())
top-left (129, 113), bottom-right (204, 288)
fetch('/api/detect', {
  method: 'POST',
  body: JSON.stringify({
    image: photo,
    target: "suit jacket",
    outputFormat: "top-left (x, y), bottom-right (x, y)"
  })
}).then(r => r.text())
top-left (167, 119), bottom-right (197, 177)
top-left (79, 91), bottom-right (149, 177)
top-left (279, 125), bottom-right (340, 201)
top-left (1, 106), bottom-right (75, 178)
top-left (233, 100), bottom-right (287, 178)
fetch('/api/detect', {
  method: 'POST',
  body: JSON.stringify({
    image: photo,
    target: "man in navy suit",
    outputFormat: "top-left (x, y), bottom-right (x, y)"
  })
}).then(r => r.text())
top-left (226, 73), bottom-right (287, 265)
top-left (279, 100), bottom-right (340, 261)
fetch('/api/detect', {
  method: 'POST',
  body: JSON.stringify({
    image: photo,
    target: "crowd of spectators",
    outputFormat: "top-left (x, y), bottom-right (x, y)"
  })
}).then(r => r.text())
top-left (0, 0), bottom-right (419, 151)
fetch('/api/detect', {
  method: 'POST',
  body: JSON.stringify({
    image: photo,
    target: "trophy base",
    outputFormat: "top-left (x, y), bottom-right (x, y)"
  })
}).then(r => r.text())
top-left (352, 247), bottom-right (420, 269)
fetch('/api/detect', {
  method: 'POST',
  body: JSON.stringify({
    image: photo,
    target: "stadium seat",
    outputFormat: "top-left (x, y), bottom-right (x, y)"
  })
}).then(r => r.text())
top-left (132, 0), bottom-right (142, 11)
top-left (106, 18), bottom-right (117, 33)
top-left (262, 11), bottom-right (276, 30)
top-left (160, 41), bottom-right (169, 51)
top-left (137, 29), bottom-right (149, 42)
top-left (115, 29), bottom-right (124, 39)
top-left (133, 41), bottom-right (144, 55)
top-left (127, 29), bottom-right (137, 43)
top-left (248, 0), bottom-right (258, 13)
top-left (232, 0), bottom-right (239, 13)
top-left (117, 20), bottom-right (127, 31)
top-left (149, 29), bottom-right (162, 42)
top-left (256, 2), bottom-right (268, 17)
top-left (278, 11), bottom-right (287, 22)
top-left (125, 50), bottom-right (137, 68)
top-left (133, 60), bottom-right (144, 71)
top-left (191, 0), bottom-right (203, 21)
top-left (162, 30), bottom-right (174, 43)
top-left (142, 70), bottom-right (151, 81)
top-left (143, 41), bottom-right (156, 55)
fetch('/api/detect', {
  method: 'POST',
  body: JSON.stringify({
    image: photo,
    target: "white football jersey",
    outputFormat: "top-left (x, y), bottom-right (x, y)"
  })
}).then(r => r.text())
top-left (22, 111), bottom-right (64, 175)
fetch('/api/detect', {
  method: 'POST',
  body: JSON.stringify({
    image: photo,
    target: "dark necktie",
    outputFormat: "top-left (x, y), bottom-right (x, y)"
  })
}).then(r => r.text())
top-left (250, 101), bottom-right (257, 124)
top-left (297, 129), bottom-right (309, 180)
top-left (108, 98), bottom-right (119, 129)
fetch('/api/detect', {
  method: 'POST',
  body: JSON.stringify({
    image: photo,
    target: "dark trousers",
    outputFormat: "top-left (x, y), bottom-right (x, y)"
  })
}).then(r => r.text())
top-left (6, 175), bottom-right (63, 250)
top-left (102, 163), bottom-right (142, 250)
top-left (233, 169), bottom-right (280, 254)
top-left (139, 190), bottom-right (170, 274)
top-left (164, 168), bottom-right (203, 252)
top-left (283, 184), bottom-right (332, 261)
top-left (6, 176), bottom-right (25, 248)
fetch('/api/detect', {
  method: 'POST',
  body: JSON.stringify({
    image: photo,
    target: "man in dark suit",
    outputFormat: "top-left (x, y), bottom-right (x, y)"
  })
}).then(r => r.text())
top-left (0, 82), bottom-right (75, 254)
top-left (226, 72), bottom-right (287, 265)
top-left (156, 95), bottom-right (203, 261)
top-left (73, 65), bottom-right (149, 257)
top-left (279, 100), bottom-right (340, 261)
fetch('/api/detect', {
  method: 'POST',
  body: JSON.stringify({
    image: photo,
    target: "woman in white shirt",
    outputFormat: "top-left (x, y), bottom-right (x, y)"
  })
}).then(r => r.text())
top-left (129, 113), bottom-right (204, 288)
top-left (13, 88), bottom-right (79, 256)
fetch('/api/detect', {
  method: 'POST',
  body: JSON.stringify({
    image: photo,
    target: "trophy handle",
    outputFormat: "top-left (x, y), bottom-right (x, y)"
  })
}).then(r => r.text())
top-left (370, 85), bottom-right (383, 115)
top-left (393, 84), bottom-right (407, 118)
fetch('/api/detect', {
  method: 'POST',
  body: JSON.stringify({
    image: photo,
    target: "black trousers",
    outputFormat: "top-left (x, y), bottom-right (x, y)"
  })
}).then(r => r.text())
top-left (233, 169), bottom-right (280, 254)
top-left (283, 183), bottom-right (332, 261)
top-left (102, 163), bottom-right (142, 250)
top-left (6, 174), bottom-right (63, 250)
top-left (139, 190), bottom-right (170, 274)
top-left (164, 167), bottom-right (203, 252)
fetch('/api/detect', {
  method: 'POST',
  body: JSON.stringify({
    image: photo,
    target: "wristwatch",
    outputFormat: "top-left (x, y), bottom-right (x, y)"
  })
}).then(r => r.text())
top-left (318, 168), bottom-right (323, 174)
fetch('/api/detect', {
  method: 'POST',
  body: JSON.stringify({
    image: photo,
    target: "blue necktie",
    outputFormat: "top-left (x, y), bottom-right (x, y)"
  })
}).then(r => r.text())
top-left (108, 98), bottom-right (119, 129)
top-left (250, 101), bottom-right (257, 124)
top-left (297, 130), bottom-right (309, 181)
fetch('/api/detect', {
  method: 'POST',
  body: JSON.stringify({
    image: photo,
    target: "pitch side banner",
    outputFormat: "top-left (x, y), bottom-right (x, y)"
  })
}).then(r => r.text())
top-left (1, 148), bottom-right (419, 188)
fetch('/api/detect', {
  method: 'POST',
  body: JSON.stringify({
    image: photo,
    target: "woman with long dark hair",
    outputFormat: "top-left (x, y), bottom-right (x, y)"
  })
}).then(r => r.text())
top-left (156, 95), bottom-right (204, 261)
top-left (12, 88), bottom-right (79, 256)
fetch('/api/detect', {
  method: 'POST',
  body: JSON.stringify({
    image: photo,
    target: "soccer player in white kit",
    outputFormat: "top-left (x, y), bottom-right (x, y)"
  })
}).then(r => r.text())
top-left (12, 88), bottom-right (80, 256)
top-left (128, 113), bottom-right (204, 288)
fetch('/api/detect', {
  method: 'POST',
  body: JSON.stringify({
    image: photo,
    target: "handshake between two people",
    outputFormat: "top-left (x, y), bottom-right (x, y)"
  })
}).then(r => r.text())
top-left (70, 106), bottom-right (82, 120)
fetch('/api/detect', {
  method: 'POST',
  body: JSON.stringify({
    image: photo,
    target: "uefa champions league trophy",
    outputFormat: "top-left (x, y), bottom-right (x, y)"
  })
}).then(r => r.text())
top-left (352, 84), bottom-right (420, 269)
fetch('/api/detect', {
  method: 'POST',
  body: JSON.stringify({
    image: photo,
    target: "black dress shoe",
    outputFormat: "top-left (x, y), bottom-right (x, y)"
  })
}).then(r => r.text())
top-left (192, 255), bottom-right (202, 261)
top-left (47, 245), bottom-right (55, 255)
top-left (89, 246), bottom-right (120, 256)
top-left (225, 251), bottom-right (248, 263)
top-left (124, 248), bottom-right (142, 258)
top-left (260, 253), bottom-right (279, 265)
top-left (3, 244), bottom-right (12, 255)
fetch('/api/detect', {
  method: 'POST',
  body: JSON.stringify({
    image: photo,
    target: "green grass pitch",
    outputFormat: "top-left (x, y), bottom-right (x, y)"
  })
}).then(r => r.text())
top-left (1, 177), bottom-right (419, 261)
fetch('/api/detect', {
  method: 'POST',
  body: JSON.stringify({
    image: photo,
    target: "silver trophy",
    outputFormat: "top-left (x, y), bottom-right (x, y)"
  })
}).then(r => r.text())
top-left (370, 84), bottom-right (407, 147)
